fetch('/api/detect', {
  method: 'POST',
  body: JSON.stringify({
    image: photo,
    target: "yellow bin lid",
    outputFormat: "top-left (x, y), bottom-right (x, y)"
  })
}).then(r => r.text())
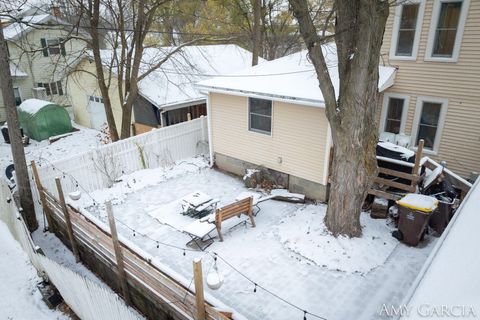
top-left (397, 194), bottom-right (439, 213)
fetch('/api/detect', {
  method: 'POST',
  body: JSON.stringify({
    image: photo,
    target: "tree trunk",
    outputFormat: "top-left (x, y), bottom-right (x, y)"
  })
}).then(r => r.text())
top-left (120, 102), bottom-right (133, 139)
top-left (290, 0), bottom-right (389, 237)
top-left (89, 0), bottom-right (119, 141)
top-left (0, 25), bottom-right (38, 231)
top-left (251, 0), bottom-right (262, 65)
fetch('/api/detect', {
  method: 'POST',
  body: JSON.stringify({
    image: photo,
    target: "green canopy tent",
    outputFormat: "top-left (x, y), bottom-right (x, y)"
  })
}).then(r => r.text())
top-left (18, 99), bottom-right (72, 141)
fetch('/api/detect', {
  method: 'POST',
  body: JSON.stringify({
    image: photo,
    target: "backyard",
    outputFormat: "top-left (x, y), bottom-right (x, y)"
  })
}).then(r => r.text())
top-left (67, 156), bottom-right (436, 320)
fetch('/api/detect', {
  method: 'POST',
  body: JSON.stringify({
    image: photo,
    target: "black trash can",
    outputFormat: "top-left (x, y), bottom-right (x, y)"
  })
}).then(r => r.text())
top-left (396, 194), bottom-right (438, 246)
top-left (1, 126), bottom-right (24, 144)
top-left (429, 200), bottom-right (454, 235)
top-left (1, 126), bottom-right (9, 143)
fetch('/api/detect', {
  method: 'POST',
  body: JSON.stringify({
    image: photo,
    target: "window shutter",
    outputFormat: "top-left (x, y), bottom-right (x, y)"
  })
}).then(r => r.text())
top-left (57, 81), bottom-right (64, 95)
top-left (40, 38), bottom-right (48, 57)
top-left (59, 38), bottom-right (66, 56)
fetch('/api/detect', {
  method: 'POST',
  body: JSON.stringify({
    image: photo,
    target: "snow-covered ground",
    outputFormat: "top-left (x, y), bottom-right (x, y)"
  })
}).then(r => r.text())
top-left (0, 221), bottom-right (67, 320)
top-left (0, 125), bottom-right (120, 318)
top-left (0, 125), bottom-right (104, 173)
top-left (69, 157), bottom-right (437, 320)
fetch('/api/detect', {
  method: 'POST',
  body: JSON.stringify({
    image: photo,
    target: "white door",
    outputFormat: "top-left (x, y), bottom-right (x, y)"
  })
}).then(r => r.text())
top-left (88, 95), bottom-right (107, 130)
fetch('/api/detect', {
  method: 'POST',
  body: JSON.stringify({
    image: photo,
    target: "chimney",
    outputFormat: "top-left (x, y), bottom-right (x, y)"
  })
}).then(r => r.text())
top-left (50, 6), bottom-right (61, 18)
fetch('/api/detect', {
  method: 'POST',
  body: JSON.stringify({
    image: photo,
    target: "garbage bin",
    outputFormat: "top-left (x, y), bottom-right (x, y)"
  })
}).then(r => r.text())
top-left (1, 126), bottom-right (24, 144)
top-left (1, 126), bottom-right (9, 143)
top-left (429, 199), bottom-right (454, 235)
top-left (396, 194), bottom-right (438, 246)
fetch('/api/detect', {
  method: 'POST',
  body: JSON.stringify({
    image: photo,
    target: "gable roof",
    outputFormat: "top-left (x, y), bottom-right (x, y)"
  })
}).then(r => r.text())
top-left (96, 44), bottom-right (258, 109)
top-left (4, 14), bottom-right (54, 40)
top-left (196, 43), bottom-right (397, 107)
top-left (3, 13), bottom-right (90, 41)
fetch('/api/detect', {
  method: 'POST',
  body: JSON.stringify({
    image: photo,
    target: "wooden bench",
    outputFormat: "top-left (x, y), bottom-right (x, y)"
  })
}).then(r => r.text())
top-left (215, 197), bottom-right (256, 242)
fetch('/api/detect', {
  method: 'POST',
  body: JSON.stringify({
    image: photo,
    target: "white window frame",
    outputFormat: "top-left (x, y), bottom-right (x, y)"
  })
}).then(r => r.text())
top-left (379, 93), bottom-right (410, 134)
top-left (389, 0), bottom-right (426, 60)
top-left (247, 97), bottom-right (273, 136)
top-left (424, 0), bottom-right (470, 62)
top-left (46, 38), bottom-right (61, 55)
top-left (411, 96), bottom-right (449, 154)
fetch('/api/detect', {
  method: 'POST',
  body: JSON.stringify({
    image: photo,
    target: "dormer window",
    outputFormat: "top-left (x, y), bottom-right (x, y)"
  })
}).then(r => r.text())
top-left (390, 0), bottom-right (425, 60)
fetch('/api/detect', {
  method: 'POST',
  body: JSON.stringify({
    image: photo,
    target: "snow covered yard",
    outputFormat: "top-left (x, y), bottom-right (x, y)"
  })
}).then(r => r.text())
top-left (0, 221), bottom-right (68, 320)
top-left (0, 125), bottom-right (104, 173)
top-left (70, 157), bottom-right (437, 320)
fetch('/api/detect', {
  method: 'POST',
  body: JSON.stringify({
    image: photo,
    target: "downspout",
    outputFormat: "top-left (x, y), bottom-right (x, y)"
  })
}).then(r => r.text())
top-left (206, 93), bottom-right (214, 167)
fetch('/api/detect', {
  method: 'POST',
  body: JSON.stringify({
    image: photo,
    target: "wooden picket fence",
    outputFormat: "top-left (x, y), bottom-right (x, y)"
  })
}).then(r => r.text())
top-left (32, 166), bottom-right (230, 320)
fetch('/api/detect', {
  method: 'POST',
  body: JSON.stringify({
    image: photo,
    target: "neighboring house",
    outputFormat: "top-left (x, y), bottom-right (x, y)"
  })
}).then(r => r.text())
top-left (0, 11), bottom-right (88, 122)
top-left (67, 45), bottom-right (257, 133)
top-left (197, 44), bottom-right (397, 201)
top-left (379, 0), bottom-right (479, 178)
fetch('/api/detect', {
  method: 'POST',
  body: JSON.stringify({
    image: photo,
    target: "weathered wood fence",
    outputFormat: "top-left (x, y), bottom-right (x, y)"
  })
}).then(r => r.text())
top-left (0, 180), bottom-right (141, 320)
top-left (32, 163), bottom-right (230, 320)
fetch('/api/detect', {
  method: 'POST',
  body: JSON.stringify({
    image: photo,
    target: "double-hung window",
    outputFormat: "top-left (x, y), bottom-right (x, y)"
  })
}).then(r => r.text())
top-left (412, 97), bottom-right (448, 152)
top-left (37, 81), bottom-right (64, 96)
top-left (380, 94), bottom-right (409, 134)
top-left (426, 0), bottom-right (470, 61)
top-left (40, 38), bottom-right (66, 57)
top-left (390, 1), bottom-right (425, 59)
top-left (248, 98), bottom-right (272, 135)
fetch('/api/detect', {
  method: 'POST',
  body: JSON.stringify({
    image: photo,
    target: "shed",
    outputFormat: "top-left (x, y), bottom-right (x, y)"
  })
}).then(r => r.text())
top-left (18, 99), bottom-right (72, 141)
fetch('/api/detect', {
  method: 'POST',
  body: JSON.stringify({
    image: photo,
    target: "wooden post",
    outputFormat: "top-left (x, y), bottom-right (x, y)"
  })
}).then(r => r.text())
top-left (193, 259), bottom-right (206, 320)
top-left (106, 201), bottom-right (131, 305)
top-left (412, 139), bottom-right (425, 186)
top-left (55, 178), bottom-right (80, 263)
top-left (31, 161), bottom-right (55, 232)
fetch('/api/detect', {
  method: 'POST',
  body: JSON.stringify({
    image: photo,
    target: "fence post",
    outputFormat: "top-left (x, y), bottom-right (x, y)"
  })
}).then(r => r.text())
top-left (106, 201), bottom-right (131, 305)
top-left (193, 258), bottom-right (206, 320)
top-left (412, 139), bottom-right (425, 186)
top-left (55, 178), bottom-right (80, 263)
top-left (30, 160), bottom-right (55, 232)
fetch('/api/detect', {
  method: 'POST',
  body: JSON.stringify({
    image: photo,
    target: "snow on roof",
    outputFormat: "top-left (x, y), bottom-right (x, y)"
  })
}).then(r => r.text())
top-left (3, 14), bottom-right (52, 40)
top-left (378, 141), bottom-right (415, 160)
top-left (9, 63), bottom-right (27, 77)
top-left (197, 43), bottom-right (397, 107)
top-left (401, 179), bottom-right (480, 319)
top-left (96, 45), bottom-right (257, 109)
top-left (18, 98), bottom-right (54, 115)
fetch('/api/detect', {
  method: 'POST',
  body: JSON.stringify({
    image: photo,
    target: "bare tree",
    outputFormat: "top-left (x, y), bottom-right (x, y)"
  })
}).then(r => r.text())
top-left (289, 0), bottom-right (389, 237)
top-left (65, 0), bottom-right (210, 140)
top-left (251, 0), bottom-right (262, 65)
top-left (0, 23), bottom-right (37, 231)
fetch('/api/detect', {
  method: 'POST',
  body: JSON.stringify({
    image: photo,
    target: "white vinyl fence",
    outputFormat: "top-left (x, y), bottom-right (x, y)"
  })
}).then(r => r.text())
top-left (0, 180), bottom-right (142, 320)
top-left (34, 116), bottom-right (208, 198)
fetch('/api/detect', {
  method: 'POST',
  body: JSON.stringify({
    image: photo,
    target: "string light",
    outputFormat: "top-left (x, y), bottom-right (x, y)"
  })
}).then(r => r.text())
top-left (34, 156), bottom-right (328, 320)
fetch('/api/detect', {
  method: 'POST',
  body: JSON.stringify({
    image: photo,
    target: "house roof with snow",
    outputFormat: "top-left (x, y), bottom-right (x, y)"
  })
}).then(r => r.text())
top-left (9, 63), bottom-right (27, 77)
top-left (400, 179), bottom-right (479, 319)
top-left (96, 44), bottom-right (258, 109)
top-left (4, 14), bottom-right (55, 40)
top-left (3, 13), bottom-right (89, 41)
top-left (196, 44), bottom-right (397, 107)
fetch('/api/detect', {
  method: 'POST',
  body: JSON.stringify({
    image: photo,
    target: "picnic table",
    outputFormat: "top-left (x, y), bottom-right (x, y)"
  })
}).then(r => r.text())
top-left (181, 191), bottom-right (219, 219)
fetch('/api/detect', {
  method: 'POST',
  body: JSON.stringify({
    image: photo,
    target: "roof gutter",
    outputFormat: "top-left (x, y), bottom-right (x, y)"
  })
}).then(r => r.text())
top-left (196, 84), bottom-right (326, 108)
